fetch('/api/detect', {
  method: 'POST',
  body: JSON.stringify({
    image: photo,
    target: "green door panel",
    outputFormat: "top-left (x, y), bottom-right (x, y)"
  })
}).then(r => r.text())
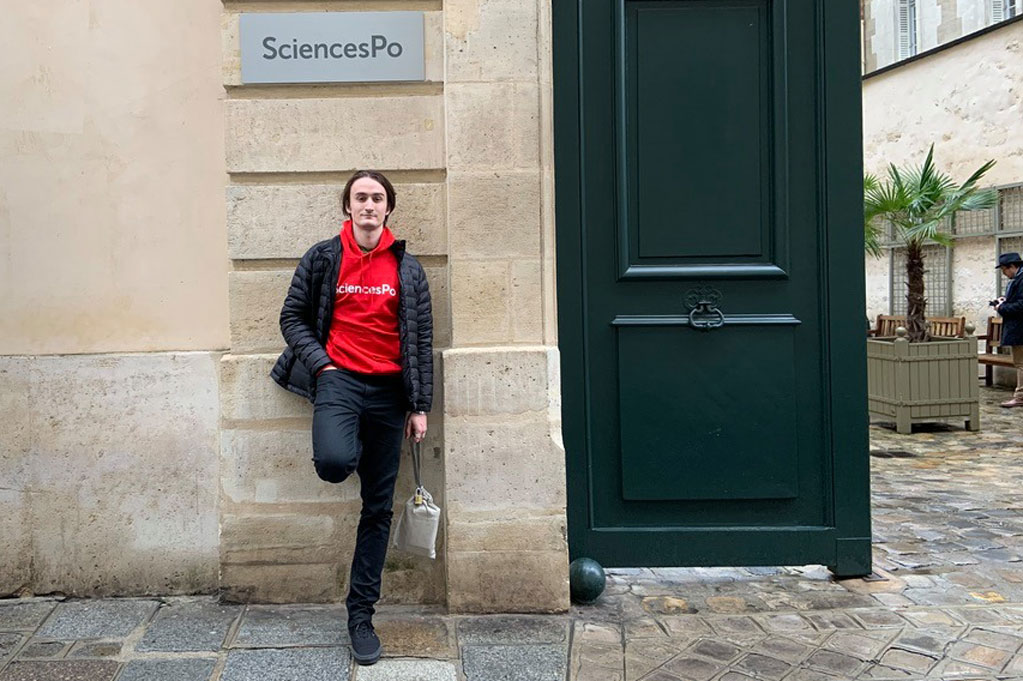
top-left (627, 1), bottom-right (770, 262)
top-left (615, 318), bottom-right (799, 501)
top-left (553, 0), bottom-right (871, 575)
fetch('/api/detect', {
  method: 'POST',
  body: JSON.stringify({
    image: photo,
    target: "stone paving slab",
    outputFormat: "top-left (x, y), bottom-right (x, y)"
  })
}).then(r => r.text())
top-left (220, 647), bottom-right (351, 681)
top-left (0, 634), bottom-right (23, 667)
top-left (373, 616), bottom-right (454, 658)
top-left (232, 605), bottom-right (348, 648)
top-left (15, 642), bottom-right (66, 660)
top-left (116, 658), bottom-right (217, 681)
top-left (135, 599), bottom-right (241, 652)
top-left (35, 600), bottom-right (157, 640)
top-left (457, 616), bottom-right (569, 645)
top-left (0, 660), bottom-right (119, 681)
top-left (353, 658), bottom-right (458, 681)
top-left (462, 644), bottom-right (568, 681)
top-left (65, 641), bottom-right (121, 659)
top-left (0, 604), bottom-right (57, 633)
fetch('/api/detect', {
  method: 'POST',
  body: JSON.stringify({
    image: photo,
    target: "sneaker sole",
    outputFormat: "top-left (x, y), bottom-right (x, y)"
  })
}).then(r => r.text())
top-left (352, 644), bottom-right (382, 666)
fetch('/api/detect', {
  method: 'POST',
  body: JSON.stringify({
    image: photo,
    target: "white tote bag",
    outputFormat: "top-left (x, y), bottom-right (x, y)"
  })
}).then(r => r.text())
top-left (392, 440), bottom-right (441, 559)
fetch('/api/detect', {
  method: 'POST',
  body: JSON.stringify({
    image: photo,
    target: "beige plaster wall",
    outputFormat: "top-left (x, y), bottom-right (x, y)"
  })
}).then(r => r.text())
top-left (863, 19), bottom-right (1023, 182)
top-left (863, 19), bottom-right (1022, 355)
top-left (865, 253), bottom-right (890, 322)
top-left (0, 1), bottom-right (228, 355)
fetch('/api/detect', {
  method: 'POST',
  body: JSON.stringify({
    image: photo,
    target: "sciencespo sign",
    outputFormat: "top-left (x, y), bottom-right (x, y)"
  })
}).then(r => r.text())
top-left (240, 12), bottom-right (425, 84)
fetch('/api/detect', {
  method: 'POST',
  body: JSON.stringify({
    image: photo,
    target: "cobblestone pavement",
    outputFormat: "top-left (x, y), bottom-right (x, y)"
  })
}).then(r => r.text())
top-left (1, 387), bottom-right (1021, 681)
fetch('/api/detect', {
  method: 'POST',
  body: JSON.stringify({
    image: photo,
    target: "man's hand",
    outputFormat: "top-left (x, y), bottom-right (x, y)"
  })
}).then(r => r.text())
top-left (405, 412), bottom-right (427, 443)
top-left (996, 296), bottom-right (1007, 310)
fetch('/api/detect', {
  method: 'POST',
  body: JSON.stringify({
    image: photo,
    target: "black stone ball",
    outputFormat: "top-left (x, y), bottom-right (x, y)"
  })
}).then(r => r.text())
top-left (569, 557), bottom-right (606, 604)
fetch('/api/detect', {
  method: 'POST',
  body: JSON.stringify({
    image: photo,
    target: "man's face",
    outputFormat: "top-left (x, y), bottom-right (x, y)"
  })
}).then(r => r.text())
top-left (348, 177), bottom-right (390, 231)
top-left (1001, 264), bottom-right (1020, 279)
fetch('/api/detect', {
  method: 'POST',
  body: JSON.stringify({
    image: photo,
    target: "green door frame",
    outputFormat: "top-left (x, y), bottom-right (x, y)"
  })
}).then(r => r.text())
top-left (552, 0), bottom-right (871, 577)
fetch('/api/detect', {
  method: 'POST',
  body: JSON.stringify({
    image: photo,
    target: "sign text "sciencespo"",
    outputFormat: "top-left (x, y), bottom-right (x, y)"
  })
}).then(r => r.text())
top-left (240, 12), bottom-right (425, 84)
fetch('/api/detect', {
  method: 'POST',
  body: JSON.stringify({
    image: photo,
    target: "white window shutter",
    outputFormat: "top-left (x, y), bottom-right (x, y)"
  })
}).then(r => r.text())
top-left (993, 0), bottom-right (1005, 23)
top-left (897, 0), bottom-right (912, 59)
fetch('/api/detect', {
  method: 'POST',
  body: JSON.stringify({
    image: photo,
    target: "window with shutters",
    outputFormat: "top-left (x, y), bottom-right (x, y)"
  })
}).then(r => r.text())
top-left (897, 0), bottom-right (918, 60)
top-left (993, 0), bottom-right (1019, 22)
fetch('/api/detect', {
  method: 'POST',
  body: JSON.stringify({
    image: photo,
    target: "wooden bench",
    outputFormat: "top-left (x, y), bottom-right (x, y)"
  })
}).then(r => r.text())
top-left (978, 316), bottom-right (1015, 385)
top-left (870, 314), bottom-right (967, 338)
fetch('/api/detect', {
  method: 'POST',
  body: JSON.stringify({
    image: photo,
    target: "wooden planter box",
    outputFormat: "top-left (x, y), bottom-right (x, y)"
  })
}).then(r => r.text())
top-left (867, 335), bottom-right (980, 434)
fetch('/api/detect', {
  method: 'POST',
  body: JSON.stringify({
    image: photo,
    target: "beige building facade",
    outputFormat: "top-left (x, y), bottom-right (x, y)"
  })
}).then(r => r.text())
top-left (2, 0), bottom-right (568, 612)
top-left (862, 12), bottom-right (1023, 387)
top-left (862, 0), bottom-right (1015, 72)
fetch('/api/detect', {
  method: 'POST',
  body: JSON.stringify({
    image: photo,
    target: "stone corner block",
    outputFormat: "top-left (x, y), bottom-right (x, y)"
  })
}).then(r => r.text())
top-left (442, 345), bottom-right (560, 417)
top-left (229, 270), bottom-right (292, 355)
top-left (447, 171), bottom-right (542, 259)
top-left (450, 261), bottom-right (511, 345)
top-left (446, 550), bottom-right (570, 614)
top-left (220, 563), bottom-right (340, 604)
top-left (226, 96), bottom-right (444, 173)
top-left (220, 353), bottom-right (311, 421)
top-left (444, 0), bottom-right (539, 83)
top-left (227, 182), bottom-right (447, 260)
top-left (446, 82), bottom-right (540, 171)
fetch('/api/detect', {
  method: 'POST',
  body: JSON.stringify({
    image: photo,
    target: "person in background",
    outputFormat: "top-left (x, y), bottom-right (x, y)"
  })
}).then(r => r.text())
top-left (994, 251), bottom-right (1023, 408)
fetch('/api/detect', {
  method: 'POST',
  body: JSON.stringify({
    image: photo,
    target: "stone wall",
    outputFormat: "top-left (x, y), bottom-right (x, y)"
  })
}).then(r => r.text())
top-left (220, 0), bottom-right (569, 611)
top-left (3, 0), bottom-right (569, 609)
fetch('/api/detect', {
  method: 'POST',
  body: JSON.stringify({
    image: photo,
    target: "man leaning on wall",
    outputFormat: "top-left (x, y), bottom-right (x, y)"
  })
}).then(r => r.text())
top-left (270, 170), bottom-right (434, 665)
top-left (995, 251), bottom-right (1023, 408)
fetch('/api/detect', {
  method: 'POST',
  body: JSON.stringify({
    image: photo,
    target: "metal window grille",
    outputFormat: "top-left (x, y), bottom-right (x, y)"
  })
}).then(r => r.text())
top-left (890, 244), bottom-right (951, 316)
top-left (997, 235), bottom-right (1023, 291)
top-left (953, 207), bottom-right (995, 236)
top-left (1000, 185), bottom-right (1023, 232)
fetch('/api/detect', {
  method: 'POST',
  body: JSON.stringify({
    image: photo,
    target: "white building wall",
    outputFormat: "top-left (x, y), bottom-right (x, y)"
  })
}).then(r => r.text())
top-left (919, 0), bottom-right (944, 51)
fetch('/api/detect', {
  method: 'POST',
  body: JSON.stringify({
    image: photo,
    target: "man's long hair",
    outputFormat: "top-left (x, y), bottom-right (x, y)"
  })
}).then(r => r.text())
top-left (341, 170), bottom-right (397, 223)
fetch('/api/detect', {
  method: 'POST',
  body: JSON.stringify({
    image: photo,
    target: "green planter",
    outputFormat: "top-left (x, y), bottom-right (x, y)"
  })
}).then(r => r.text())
top-left (867, 331), bottom-right (980, 434)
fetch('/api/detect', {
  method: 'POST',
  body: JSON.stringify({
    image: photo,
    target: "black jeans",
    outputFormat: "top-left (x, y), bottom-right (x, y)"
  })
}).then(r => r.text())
top-left (312, 369), bottom-right (406, 628)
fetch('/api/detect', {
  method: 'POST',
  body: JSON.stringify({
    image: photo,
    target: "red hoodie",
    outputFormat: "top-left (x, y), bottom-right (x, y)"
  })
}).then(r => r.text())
top-left (325, 220), bottom-right (402, 374)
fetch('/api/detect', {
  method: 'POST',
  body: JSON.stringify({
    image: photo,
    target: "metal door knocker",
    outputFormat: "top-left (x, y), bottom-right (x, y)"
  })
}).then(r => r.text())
top-left (685, 287), bottom-right (725, 331)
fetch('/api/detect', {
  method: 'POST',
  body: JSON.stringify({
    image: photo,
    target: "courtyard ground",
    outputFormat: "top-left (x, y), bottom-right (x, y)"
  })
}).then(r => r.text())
top-left (1, 387), bottom-right (1022, 681)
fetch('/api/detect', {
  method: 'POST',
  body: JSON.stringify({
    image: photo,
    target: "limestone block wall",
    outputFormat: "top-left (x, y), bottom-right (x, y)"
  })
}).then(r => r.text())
top-left (441, 0), bottom-right (569, 613)
top-left (0, 1), bottom-right (228, 596)
top-left (220, 0), bottom-right (569, 611)
top-left (220, 4), bottom-right (450, 605)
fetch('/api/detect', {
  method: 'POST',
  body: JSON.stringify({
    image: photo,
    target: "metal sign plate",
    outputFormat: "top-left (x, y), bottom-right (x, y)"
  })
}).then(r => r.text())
top-left (240, 12), bottom-right (425, 84)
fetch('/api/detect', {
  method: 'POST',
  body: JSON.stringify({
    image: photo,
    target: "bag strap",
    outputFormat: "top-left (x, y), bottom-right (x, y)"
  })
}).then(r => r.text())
top-left (409, 440), bottom-right (424, 503)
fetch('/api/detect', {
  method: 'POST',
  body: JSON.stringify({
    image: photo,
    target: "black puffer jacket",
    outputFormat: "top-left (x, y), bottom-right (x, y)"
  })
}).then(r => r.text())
top-left (270, 235), bottom-right (433, 412)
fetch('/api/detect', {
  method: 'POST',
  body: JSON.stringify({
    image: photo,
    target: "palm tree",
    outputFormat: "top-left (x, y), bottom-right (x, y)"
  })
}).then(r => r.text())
top-left (864, 145), bottom-right (997, 342)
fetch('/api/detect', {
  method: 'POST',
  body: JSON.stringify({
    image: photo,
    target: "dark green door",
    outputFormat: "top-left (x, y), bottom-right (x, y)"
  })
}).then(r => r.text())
top-left (553, 0), bottom-right (871, 576)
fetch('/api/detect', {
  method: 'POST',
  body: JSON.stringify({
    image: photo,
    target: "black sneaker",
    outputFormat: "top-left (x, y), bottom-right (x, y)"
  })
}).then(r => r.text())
top-left (349, 621), bottom-right (382, 665)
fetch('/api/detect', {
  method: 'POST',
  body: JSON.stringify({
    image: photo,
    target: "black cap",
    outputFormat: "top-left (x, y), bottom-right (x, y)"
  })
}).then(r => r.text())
top-left (996, 252), bottom-right (1023, 268)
